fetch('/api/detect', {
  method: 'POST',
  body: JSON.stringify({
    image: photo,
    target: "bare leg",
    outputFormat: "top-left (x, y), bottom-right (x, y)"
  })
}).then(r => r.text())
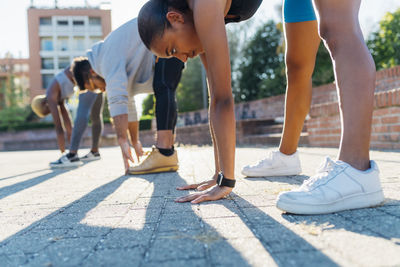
top-left (279, 20), bottom-right (321, 155)
top-left (156, 130), bottom-right (174, 148)
top-left (313, 0), bottom-right (375, 170)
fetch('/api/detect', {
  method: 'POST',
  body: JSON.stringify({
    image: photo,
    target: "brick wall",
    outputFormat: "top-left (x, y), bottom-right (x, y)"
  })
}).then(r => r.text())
top-left (311, 83), bottom-right (337, 105)
top-left (306, 88), bottom-right (400, 150)
top-left (0, 123), bottom-right (115, 151)
top-left (375, 66), bottom-right (400, 92)
top-left (153, 66), bottom-right (400, 150)
top-left (1, 66), bottom-right (399, 151)
top-left (177, 94), bottom-right (286, 127)
top-left (140, 120), bottom-right (267, 147)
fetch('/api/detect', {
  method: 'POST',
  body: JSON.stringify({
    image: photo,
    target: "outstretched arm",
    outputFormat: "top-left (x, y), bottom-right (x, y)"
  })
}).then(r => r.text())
top-left (128, 120), bottom-right (144, 161)
top-left (176, 0), bottom-right (236, 203)
top-left (47, 80), bottom-right (67, 153)
top-left (176, 54), bottom-right (220, 191)
top-left (59, 101), bottom-right (72, 143)
top-left (113, 114), bottom-right (135, 173)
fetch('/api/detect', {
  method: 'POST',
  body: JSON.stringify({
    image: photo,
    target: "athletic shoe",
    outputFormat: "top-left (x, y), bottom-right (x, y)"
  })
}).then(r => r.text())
top-left (80, 151), bottom-right (101, 162)
top-left (276, 157), bottom-right (384, 215)
top-left (49, 153), bottom-right (83, 168)
top-left (128, 146), bottom-right (178, 175)
top-left (241, 151), bottom-right (301, 177)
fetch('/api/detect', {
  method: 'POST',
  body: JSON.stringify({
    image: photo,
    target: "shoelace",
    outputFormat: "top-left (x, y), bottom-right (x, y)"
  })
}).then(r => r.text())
top-left (302, 157), bottom-right (342, 189)
top-left (252, 151), bottom-right (278, 167)
top-left (138, 150), bottom-right (152, 161)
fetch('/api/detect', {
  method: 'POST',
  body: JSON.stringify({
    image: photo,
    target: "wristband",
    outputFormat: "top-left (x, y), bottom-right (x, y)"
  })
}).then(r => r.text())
top-left (216, 172), bottom-right (236, 188)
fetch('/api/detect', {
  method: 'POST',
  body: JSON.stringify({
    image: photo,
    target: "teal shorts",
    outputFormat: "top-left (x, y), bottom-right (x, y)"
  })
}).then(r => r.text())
top-left (284, 0), bottom-right (317, 23)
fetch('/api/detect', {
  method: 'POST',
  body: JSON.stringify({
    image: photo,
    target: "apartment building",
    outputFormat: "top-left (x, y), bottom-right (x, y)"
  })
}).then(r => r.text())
top-left (27, 3), bottom-right (111, 98)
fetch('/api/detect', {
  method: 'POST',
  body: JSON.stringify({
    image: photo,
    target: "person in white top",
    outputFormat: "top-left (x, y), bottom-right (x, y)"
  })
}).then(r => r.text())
top-left (60, 17), bottom-right (184, 174)
top-left (31, 67), bottom-right (75, 154)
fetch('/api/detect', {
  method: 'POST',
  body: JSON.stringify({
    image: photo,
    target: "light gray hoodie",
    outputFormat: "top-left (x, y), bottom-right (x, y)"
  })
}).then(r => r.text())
top-left (86, 18), bottom-right (154, 121)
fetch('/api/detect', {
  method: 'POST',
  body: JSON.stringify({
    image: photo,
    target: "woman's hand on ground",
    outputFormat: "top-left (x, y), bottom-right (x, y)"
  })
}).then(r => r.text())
top-left (175, 185), bottom-right (232, 204)
top-left (132, 140), bottom-right (144, 161)
top-left (176, 173), bottom-right (218, 191)
top-left (118, 139), bottom-right (135, 174)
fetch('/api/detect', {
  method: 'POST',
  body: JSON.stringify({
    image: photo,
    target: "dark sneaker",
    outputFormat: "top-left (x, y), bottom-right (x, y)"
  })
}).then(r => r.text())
top-left (80, 151), bottom-right (101, 162)
top-left (50, 154), bottom-right (83, 168)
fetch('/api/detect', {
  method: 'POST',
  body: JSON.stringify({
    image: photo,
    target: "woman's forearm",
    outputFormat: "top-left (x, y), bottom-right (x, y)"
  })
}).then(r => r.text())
top-left (195, 1), bottom-right (236, 179)
top-left (209, 96), bottom-right (236, 179)
top-left (59, 104), bottom-right (72, 141)
top-left (127, 121), bottom-right (140, 144)
top-left (48, 102), bottom-right (66, 153)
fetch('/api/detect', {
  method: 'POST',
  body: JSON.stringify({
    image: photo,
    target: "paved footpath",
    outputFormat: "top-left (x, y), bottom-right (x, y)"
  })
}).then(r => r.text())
top-left (0, 146), bottom-right (399, 267)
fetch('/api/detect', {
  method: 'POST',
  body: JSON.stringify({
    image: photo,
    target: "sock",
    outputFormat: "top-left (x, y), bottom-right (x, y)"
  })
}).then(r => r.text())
top-left (66, 152), bottom-right (76, 159)
top-left (157, 146), bottom-right (174, 157)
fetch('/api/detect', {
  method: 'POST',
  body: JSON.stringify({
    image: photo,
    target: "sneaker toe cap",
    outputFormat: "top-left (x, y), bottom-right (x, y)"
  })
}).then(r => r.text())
top-left (277, 191), bottom-right (299, 202)
top-left (277, 190), bottom-right (314, 202)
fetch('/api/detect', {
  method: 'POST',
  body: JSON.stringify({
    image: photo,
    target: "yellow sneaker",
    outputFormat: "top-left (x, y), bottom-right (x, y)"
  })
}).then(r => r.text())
top-left (128, 146), bottom-right (179, 175)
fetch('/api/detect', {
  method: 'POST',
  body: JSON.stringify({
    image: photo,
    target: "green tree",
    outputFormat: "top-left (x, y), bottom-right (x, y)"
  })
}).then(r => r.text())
top-left (0, 80), bottom-right (6, 110)
top-left (102, 97), bottom-right (111, 123)
top-left (6, 73), bottom-right (18, 107)
top-left (226, 20), bottom-right (254, 101)
top-left (367, 8), bottom-right (400, 70)
top-left (176, 57), bottom-right (205, 112)
top-left (237, 20), bottom-right (285, 102)
top-left (142, 94), bottom-right (155, 117)
top-left (0, 105), bottom-right (31, 130)
top-left (312, 43), bottom-right (335, 86)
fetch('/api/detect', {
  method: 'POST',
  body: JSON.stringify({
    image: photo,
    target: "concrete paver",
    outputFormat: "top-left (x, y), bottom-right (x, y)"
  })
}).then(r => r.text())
top-left (0, 146), bottom-right (399, 266)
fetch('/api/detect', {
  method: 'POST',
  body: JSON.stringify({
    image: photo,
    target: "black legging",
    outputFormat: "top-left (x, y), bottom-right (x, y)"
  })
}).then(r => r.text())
top-left (153, 57), bottom-right (184, 132)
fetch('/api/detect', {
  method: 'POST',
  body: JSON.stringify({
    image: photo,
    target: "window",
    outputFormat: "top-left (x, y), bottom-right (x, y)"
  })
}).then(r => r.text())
top-left (22, 64), bottom-right (29, 72)
top-left (90, 36), bottom-right (102, 45)
top-left (58, 57), bottom-right (70, 69)
top-left (57, 20), bottom-right (68, 26)
top-left (40, 37), bottom-right (53, 51)
top-left (73, 20), bottom-right (84, 26)
top-left (42, 74), bottom-right (54, 89)
top-left (40, 17), bottom-right (52, 25)
top-left (57, 37), bottom-right (69, 51)
top-left (14, 64), bottom-right (21, 72)
top-left (89, 17), bottom-right (101, 25)
top-left (73, 37), bottom-right (85, 51)
top-left (41, 58), bottom-right (54, 70)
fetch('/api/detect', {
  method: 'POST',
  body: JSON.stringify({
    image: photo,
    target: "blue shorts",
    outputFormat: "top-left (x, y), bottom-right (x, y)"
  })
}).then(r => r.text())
top-left (284, 0), bottom-right (317, 23)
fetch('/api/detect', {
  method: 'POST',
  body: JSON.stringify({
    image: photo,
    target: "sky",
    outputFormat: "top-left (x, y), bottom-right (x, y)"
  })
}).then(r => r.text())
top-left (0, 0), bottom-right (399, 58)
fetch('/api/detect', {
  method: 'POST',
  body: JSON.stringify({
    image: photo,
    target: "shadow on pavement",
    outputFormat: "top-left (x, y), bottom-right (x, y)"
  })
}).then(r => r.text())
top-left (2, 169), bottom-right (368, 266)
top-left (0, 169), bottom-right (70, 200)
top-left (243, 175), bottom-right (309, 185)
top-left (214, 193), bottom-right (340, 267)
top-left (0, 173), bottom-right (250, 266)
top-left (0, 169), bottom-right (50, 182)
top-left (282, 198), bottom-right (400, 242)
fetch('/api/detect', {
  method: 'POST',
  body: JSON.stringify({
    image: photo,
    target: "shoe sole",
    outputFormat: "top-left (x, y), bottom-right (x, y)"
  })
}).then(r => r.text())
top-left (80, 157), bottom-right (101, 162)
top-left (276, 190), bottom-right (385, 215)
top-left (242, 167), bottom-right (301, 177)
top-left (128, 165), bottom-right (179, 175)
top-left (49, 162), bottom-right (83, 168)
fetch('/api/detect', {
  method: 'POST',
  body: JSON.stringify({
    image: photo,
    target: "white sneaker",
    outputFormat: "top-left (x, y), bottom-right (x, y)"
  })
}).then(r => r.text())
top-left (50, 154), bottom-right (83, 168)
top-left (276, 157), bottom-right (384, 215)
top-left (241, 151), bottom-right (301, 177)
top-left (80, 151), bottom-right (101, 162)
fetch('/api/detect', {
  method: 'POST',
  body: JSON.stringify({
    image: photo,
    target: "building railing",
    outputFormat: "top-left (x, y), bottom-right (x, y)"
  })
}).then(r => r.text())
top-left (30, 0), bottom-right (111, 9)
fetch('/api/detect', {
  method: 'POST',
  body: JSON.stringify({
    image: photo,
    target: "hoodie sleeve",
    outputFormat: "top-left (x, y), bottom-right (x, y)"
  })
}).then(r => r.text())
top-left (103, 61), bottom-right (130, 118)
